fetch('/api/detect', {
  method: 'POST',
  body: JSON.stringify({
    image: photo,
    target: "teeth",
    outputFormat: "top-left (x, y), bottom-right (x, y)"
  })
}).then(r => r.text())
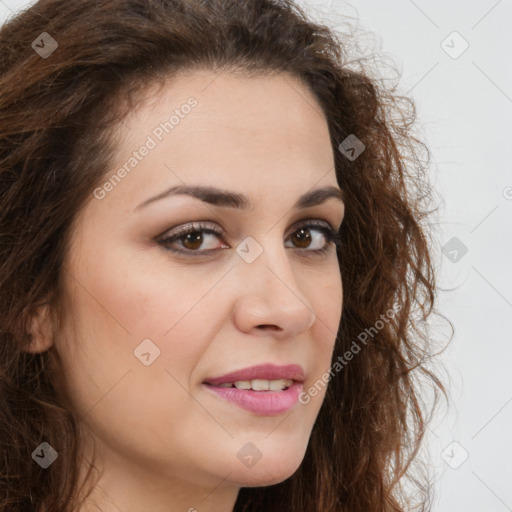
top-left (268, 379), bottom-right (293, 391)
top-left (217, 379), bottom-right (293, 391)
top-left (233, 380), bottom-right (252, 390)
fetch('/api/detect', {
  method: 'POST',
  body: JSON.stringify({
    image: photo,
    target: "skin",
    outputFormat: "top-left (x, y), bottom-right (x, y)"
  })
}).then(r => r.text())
top-left (28, 69), bottom-right (345, 512)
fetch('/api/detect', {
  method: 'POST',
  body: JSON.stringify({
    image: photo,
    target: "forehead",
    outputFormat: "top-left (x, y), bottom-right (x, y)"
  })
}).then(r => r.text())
top-left (99, 70), bottom-right (337, 216)
top-left (124, 70), bottom-right (331, 156)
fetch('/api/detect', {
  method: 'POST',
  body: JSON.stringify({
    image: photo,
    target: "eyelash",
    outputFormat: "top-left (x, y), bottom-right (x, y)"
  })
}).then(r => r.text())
top-left (157, 220), bottom-right (343, 258)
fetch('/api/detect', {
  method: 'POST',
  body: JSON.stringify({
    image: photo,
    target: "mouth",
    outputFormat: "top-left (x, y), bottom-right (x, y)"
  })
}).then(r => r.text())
top-left (202, 363), bottom-right (305, 415)
top-left (204, 378), bottom-right (296, 392)
top-left (202, 363), bottom-right (305, 387)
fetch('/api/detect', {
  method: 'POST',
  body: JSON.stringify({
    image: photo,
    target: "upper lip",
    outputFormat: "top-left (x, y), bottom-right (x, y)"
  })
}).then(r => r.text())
top-left (203, 363), bottom-right (305, 386)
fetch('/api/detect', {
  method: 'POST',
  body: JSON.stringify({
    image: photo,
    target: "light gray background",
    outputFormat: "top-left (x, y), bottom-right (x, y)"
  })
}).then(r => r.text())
top-left (1, 0), bottom-right (511, 510)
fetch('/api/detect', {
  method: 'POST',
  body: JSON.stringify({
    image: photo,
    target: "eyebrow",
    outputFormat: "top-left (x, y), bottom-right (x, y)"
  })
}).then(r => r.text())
top-left (135, 184), bottom-right (345, 212)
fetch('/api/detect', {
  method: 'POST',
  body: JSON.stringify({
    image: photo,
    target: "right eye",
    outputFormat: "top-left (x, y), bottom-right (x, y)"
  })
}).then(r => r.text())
top-left (158, 221), bottom-right (228, 256)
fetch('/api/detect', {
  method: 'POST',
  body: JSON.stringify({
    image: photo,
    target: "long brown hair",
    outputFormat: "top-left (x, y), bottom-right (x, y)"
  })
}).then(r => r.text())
top-left (0, 1), bottom-right (451, 510)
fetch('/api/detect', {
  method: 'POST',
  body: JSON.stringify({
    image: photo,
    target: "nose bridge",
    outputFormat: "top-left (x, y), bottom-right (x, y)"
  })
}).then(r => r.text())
top-left (232, 234), bottom-right (316, 335)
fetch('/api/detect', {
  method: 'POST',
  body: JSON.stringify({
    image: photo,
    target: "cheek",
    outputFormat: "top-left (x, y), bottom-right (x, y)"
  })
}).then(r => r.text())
top-left (57, 243), bottom-right (222, 417)
top-left (312, 263), bottom-right (343, 341)
top-left (54, 258), bottom-right (220, 459)
top-left (304, 267), bottom-right (343, 400)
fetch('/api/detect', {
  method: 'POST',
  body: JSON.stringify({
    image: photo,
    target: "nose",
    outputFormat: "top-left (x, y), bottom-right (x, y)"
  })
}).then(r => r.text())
top-left (232, 241), bottom-right (316, 339)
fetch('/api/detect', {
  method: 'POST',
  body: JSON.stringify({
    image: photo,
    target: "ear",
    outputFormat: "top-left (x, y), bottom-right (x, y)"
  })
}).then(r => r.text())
top-left (25, 304), bottom-right (54, 353)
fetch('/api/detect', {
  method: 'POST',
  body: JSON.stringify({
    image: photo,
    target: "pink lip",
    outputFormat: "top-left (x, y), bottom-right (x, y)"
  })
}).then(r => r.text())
top-left (202, 381), bottom-right (304, 415)
top-left (203, 363), bottom-right (305, 385)
top-left (202, 363), bottom-right (305, 416)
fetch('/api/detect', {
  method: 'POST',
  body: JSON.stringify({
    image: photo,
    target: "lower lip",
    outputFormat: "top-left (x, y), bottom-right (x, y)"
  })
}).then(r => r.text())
top-left (202, 381), bottom-right (303, 415)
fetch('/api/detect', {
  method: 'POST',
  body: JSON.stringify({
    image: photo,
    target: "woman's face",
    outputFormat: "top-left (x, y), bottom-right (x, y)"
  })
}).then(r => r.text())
top-left (46, 70), bottom-right (344, 508)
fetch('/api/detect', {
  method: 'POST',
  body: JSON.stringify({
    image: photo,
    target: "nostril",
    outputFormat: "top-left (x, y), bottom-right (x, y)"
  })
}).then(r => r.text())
top-left (257, 324), bottom-right (280, 330)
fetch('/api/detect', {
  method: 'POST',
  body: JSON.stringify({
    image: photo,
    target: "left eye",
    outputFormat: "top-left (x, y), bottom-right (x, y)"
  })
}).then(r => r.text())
top-left (157, 220), bottom-right (341, 257)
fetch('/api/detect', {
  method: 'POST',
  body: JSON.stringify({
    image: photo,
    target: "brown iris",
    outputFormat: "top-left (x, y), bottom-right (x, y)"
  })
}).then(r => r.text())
top-left (292, 227), bottom-right (312, 248)
top-left (181, 227), bottom-right (314, 251)
top-left (182, 232), bottom-right (204, 250)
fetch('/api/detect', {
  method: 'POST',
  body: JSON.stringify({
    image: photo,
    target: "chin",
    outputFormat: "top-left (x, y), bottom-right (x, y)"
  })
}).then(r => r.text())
top-left (226, 450), bottom-right (305, 488)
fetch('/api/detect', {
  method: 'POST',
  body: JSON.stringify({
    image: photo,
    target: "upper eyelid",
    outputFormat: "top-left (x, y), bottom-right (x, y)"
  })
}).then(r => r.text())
top-left (159, 218), bottom-right (336, 239)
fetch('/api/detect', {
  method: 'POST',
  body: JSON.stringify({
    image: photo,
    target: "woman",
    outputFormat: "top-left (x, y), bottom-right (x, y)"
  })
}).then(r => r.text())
top-left (0, 0), bottom-right (450, 511)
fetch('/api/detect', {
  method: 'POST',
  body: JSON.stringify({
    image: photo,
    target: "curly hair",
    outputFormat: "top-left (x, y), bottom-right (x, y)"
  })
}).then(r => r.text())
top-left (0, 0), bottom-right (451, 511)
